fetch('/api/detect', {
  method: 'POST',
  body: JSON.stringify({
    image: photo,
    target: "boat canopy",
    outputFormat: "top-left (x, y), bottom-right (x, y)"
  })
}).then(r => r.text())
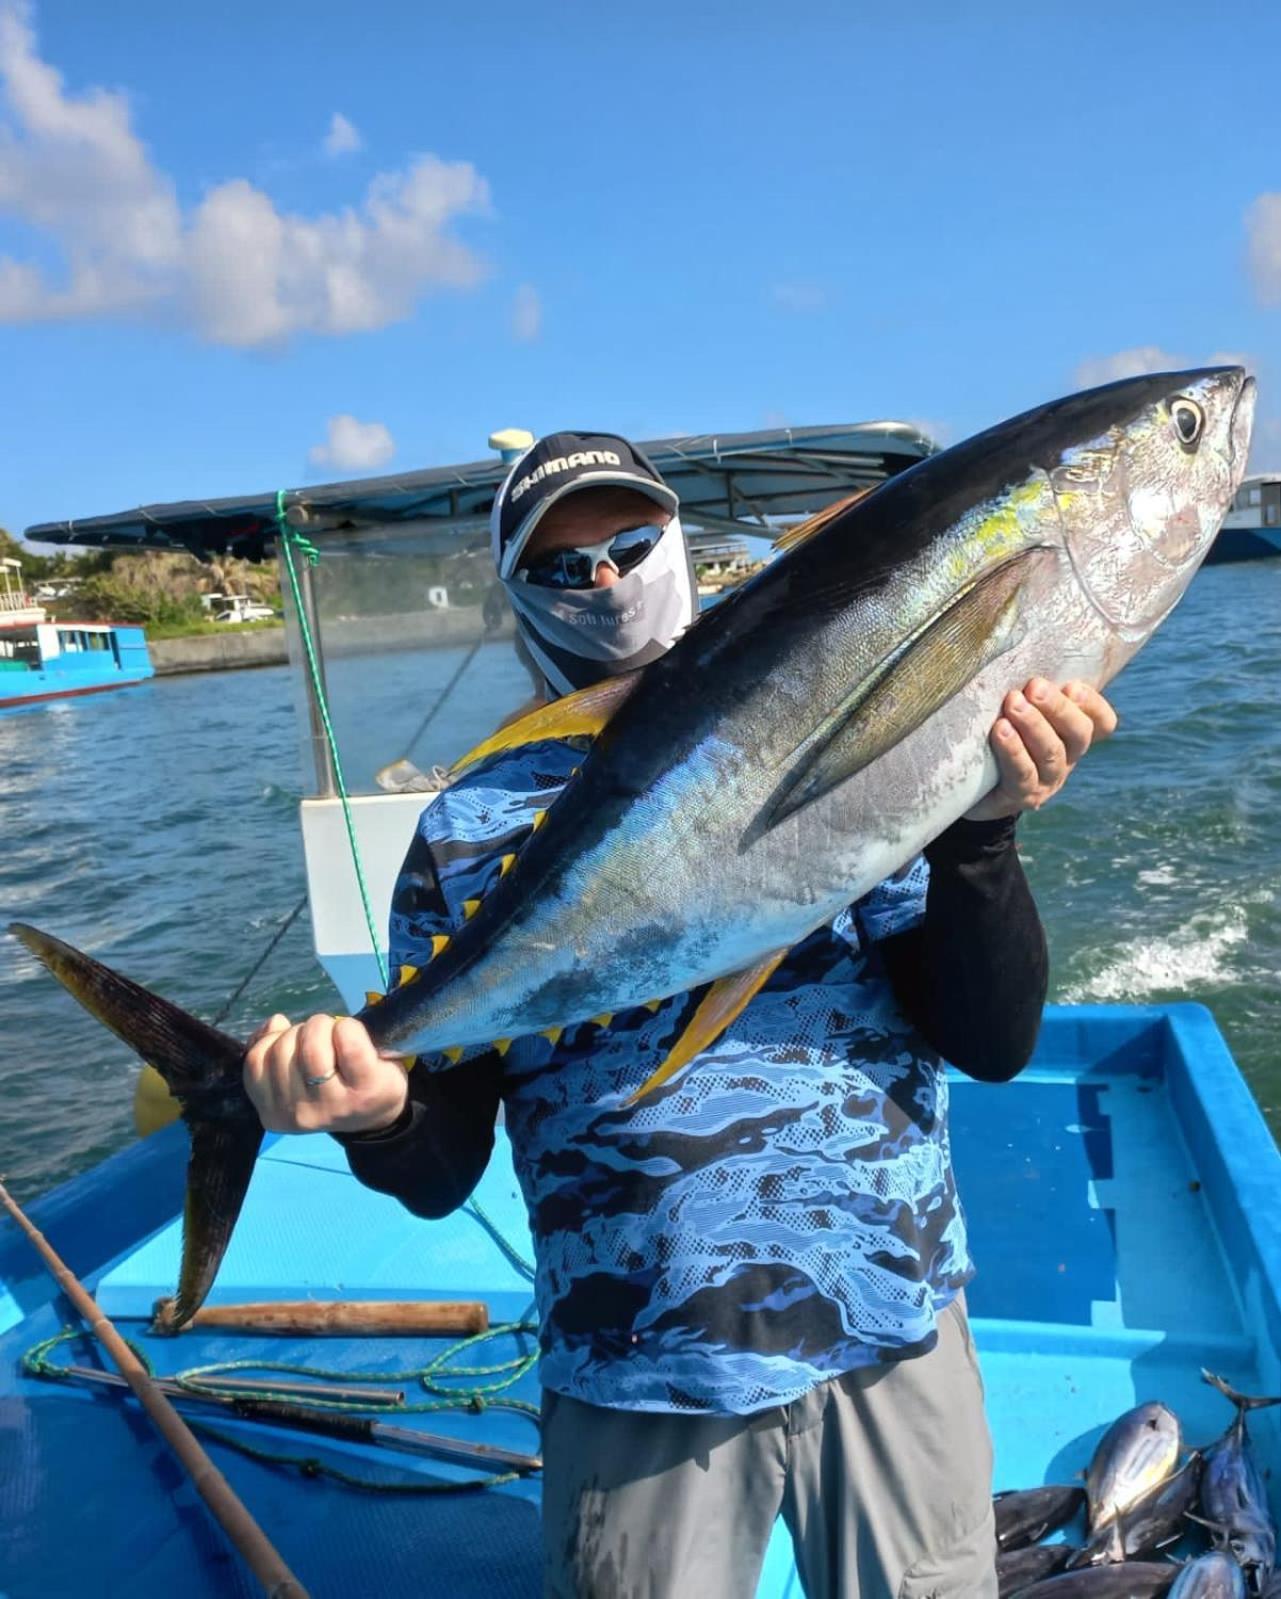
top-left (24, 421), bottom-right (938, 560)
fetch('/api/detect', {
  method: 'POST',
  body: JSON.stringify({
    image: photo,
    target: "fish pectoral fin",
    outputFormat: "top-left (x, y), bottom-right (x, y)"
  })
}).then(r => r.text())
top-left (8, 922), bottom-right (246, 1098)
top-left (155, 1117), bottom-right (264, 1333)
top-left (449, 673), bottom-right (641, 778)
top-left (760, 548), bottom-right (1050, 832)
top-left (625, 950), bottom-right (789, 1105)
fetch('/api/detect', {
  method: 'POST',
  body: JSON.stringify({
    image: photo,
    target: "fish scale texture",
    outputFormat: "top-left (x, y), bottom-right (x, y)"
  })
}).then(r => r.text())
top-left (390, 740), bottom-right (973, 1415)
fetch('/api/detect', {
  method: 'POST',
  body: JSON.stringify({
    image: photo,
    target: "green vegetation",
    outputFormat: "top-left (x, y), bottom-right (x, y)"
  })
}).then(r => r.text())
top-left (2, 527), bottom-right (282, 636)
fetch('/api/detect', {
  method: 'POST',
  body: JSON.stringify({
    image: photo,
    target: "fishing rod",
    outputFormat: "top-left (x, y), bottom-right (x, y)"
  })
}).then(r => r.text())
top-left (0, 1177), bottom-right (309, 1599)
top-left (48, 1362), bottom-right (543, 1476)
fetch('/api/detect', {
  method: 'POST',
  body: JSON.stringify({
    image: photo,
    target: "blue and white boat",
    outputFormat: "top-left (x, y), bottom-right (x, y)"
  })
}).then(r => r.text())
top-left (0, 557), bottom-right (152, 711)
top-left (5, 425), bottom-right (1279, 1597)
top-left (1208, 472), bottom-right (1281, 561)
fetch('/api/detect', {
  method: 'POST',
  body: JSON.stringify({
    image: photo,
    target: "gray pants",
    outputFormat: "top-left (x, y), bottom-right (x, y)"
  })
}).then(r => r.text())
top-left (541, 1296), bottom-right (996, 1599)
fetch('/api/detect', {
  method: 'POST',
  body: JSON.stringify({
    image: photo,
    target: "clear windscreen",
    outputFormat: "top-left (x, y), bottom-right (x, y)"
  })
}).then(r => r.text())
top-left (279, 522), bottom-right (538, 797)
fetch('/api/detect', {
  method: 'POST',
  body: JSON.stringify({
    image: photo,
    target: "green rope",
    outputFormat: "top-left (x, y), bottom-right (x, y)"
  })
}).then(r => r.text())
top-left (26, 1322), bottom-right (540, 1416)
top-left (275, 492), bottom-right (388, 989)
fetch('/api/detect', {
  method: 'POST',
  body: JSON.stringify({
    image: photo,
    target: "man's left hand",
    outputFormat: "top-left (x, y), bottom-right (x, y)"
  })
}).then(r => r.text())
top-left (965, 678), bottom-right (1118, 822)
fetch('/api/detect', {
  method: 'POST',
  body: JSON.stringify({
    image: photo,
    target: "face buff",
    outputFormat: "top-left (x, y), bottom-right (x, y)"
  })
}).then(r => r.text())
top-left (504, 514), bottom-right (698, 696)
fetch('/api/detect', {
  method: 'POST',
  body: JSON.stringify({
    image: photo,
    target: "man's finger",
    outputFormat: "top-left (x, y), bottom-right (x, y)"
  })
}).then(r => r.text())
top-left (247, 1012), bottom-right (291, 1050)
top-left (1064, 681), bottom-right (1119, 738)
top-left (991, 717), bottom-right (1039, 800)
top-left (1029, 681), bottom-right (1095, 766)
top-left (1006, 693), bottom-right (1066, 786)
top-left (332, 1016), bottom-right (383, 1090)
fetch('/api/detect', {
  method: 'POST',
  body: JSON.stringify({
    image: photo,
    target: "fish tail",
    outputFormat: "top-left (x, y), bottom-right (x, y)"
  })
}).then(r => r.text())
top-left (1202, 1368), bottom-right (1281, 1413)
top-left (9, 921), bottom-right (247, 1100)
top-left (9, 921), bottom-right (260, 1330)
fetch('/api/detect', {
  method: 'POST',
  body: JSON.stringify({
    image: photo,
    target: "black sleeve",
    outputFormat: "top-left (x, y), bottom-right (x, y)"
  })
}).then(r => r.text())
top-left (333, 1054), bottom-right (503, 1219)
top-left (877, 815), bottom-right (1048, 1083)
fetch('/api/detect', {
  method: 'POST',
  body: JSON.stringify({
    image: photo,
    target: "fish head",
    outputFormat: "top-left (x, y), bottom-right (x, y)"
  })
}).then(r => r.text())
top-left (1050, 366), bottom-right (1255, 638)
top-left (1211, 1516), bottom-right (1275, 1593)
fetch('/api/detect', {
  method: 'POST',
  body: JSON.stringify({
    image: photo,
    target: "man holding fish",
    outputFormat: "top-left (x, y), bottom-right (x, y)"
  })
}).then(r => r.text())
top-left (245, 430), bottom-right (1119, 1597)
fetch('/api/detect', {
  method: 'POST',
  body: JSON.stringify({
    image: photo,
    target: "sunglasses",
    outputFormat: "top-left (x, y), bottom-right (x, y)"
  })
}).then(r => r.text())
top-left (517, 523), bottom-right (666, 590)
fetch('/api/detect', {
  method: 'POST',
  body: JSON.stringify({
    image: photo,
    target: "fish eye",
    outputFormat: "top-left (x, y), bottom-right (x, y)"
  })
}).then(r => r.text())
top-left (1171, 398), bottom-right (1204, 449)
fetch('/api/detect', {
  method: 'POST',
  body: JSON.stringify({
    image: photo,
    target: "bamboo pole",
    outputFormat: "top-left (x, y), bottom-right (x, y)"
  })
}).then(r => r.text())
top-left (0, 1178), bottom-right (309, 1599)
top-left (152, 1297), bottom-right (489, 1338)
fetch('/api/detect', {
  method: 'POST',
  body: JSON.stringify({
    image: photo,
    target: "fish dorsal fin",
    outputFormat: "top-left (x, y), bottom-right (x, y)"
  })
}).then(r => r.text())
top-left (626, 949), bottom-right (789, 1105)
top-left (449, 673), bottom-right (641, 779)
top-left (771, 490), bottom-right (872, 556)
top-left (759, 548), bottom-right (1050, 832)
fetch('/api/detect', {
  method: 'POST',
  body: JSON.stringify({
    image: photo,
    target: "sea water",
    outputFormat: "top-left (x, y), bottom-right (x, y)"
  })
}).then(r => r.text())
top-left (0, 561), bottom-right (1277, 1201)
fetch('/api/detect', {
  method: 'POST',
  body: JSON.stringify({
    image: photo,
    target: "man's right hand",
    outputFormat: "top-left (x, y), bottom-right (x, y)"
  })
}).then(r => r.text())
top-left (243, 1014), bottom-right (410, 1136)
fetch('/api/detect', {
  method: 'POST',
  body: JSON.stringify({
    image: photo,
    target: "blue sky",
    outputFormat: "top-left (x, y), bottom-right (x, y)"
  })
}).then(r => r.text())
top-left (3, 0), bottom-right (1279, 543)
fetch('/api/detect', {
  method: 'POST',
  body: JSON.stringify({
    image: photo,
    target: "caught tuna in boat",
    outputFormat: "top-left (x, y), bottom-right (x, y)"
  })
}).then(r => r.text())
top-left (997, 1541), bottom-right (1078, 1595)
top-left (1070, 1453), bottom-right (1202, 1565)
top-left (1012, 1561), bottom-right (1178, 1596)
top-left (1086, 1401), bottom-right (1184, 1532)
top-left (1169, 1552), bottom-right (1247, 1599)
top-left (1197, 1369), bottom-right (1281, 1591)
top-left (997, 1484), bottom-right (1088, 1550)
top-left (9, 366), bottom-right (1255, 1326)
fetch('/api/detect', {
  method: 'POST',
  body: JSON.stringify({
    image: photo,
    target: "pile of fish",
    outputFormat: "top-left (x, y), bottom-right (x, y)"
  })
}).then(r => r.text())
top-left (996, 1371), bottom-right (1281, 1596)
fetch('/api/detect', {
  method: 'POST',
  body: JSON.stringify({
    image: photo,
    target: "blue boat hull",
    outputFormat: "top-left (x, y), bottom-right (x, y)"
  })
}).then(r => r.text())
top-left (0, 624), bottom-right (153, 711)
top-left (2, 1003), bottom-right (1278, 1597)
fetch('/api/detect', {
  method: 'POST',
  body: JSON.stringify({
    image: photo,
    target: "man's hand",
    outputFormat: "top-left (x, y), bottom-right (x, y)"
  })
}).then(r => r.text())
top-left (965, 677), bottom-right (1118, 822)
top-left (243, 1014), bottom-right (409, 1136)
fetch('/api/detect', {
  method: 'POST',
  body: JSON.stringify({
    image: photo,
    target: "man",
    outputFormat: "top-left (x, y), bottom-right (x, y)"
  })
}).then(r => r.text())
top-left (247, 430), bottom-right (1117, 1598)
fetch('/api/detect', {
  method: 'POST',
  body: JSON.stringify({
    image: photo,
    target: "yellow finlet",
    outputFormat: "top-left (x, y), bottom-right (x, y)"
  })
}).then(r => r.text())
top-left (626, 951), bottom-right (789, 1106)
top-left (643, 998), bottom-right (663, 1014)
top-left (364, 990), bottom-right (385, 1008)
top-left (396, 964), bottom-right (419, 987)
top-left (442, 1045), bottom-right (465, 1065)
top-left (449, 673), bottom-right (640, 778)
top-left (499, 854), bottom-right (517, 877)
top-left (541, 1026), bottom-right (564, 1045)
top-left (430, 934), bottom-right (451, 959)
top-left (493, 1038), bottom-right (512, 1058)
top-left (591, 1013), bottom-right (614, 1029)
top-left (531, 810), bottom-right (548, 832)
top-left (462, 898), bottom-right (482, 921)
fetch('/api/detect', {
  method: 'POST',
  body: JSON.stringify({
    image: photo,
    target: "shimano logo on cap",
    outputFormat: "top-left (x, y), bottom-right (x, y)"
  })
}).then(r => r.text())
top-left (510, 449), bottom-right (623, 505)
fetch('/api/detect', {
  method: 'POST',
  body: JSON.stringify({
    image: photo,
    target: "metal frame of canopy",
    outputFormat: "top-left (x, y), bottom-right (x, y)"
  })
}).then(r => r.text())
top-left (23, 421), bottom-right (939, 560)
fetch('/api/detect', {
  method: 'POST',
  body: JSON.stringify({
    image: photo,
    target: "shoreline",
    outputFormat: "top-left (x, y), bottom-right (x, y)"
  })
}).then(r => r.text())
top-left (148, 607), bottom-right (514, 677)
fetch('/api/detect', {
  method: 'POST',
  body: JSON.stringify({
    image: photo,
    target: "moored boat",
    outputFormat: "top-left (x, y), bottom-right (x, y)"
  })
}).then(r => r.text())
top-left (1207, 472), bottom-right (1281, 562)
top-left (0, 557), bottom-right (153, 711)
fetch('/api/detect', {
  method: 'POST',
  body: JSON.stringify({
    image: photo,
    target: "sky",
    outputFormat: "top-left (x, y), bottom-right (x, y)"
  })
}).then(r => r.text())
top-left (2, 0), bottom-right (1279, 544)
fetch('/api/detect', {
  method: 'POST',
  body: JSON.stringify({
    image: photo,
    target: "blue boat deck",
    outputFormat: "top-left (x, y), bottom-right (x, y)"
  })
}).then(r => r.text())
top-left (2, 1003), bottom-right (1279, 1596)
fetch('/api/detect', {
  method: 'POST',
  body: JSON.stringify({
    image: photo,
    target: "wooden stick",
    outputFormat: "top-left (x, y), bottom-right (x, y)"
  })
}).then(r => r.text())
top-left (0, 1179), bottom-right (309, 1599)
top-left (152, 1298), bottom-right (490, 1338)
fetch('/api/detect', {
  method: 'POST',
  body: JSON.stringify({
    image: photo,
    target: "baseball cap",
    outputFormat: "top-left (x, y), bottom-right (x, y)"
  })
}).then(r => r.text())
top-left (492, 430), bottom-right (680, 580)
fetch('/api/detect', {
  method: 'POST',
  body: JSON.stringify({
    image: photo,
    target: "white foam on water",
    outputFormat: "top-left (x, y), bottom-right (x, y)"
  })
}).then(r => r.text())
top-left (1136, 863), bottom-right (1179, 888)
top-left (1060, 906), bottom-right (1250, 1003)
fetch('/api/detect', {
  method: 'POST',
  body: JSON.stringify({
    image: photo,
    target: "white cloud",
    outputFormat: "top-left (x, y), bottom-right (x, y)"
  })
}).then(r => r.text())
top-left (1072, 346), bottom-right (1185, 389)
top-left (0, 3), bottom-right (490, 345)
top-left (511, 282), bottom-right (540, 341)
top-left (1246, 192), bottom-right (1281, 306)
top-left (771, 280), bottom-right (827, 314)
top-left (307, 414), bottom-right (395, 472)
top-left (1074, 345), bottom-right (1257, 391)
top-left (323, 112), bottom-right (362, 157)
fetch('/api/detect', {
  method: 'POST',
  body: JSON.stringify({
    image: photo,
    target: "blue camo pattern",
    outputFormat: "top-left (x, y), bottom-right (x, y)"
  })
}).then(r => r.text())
top-left (389, 738), bottom-right (974, 1415)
